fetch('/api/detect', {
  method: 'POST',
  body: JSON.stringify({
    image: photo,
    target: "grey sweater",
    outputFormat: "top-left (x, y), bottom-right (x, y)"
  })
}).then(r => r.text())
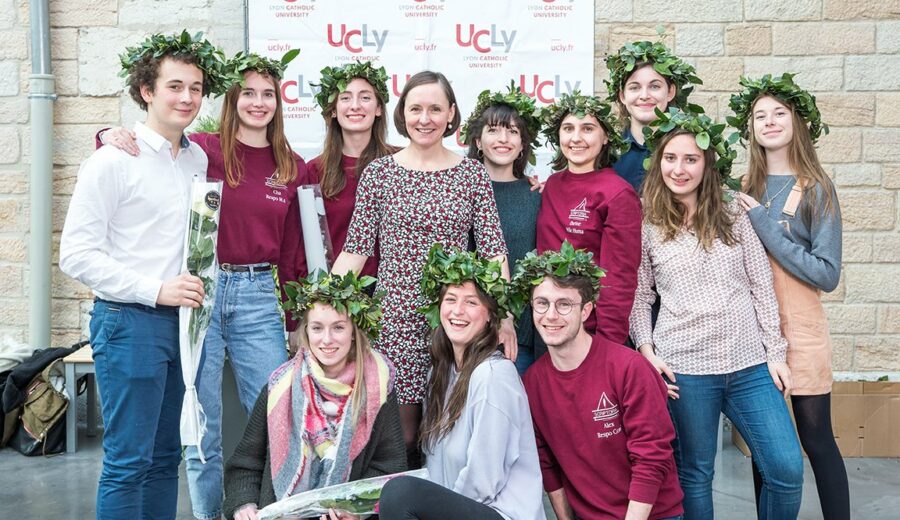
top-left (223, 388), bottom-right (407, 519)
top-left (746, 175), bottom-right (842, 291)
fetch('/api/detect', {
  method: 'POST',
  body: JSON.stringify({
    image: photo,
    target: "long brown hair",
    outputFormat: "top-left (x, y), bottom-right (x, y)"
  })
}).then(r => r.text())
top-left (219, 71), bottom-right (298, 188)
top-left (743, 94), bottom-right (837, 221)
top-left (642, 129), bottom-right (738, 250)
top-left (420, 283), bottom-right (501, 451)
top-left (298, 303), bottom-right (371, 421)
top-left (318, 78), bottom-right (394, 199)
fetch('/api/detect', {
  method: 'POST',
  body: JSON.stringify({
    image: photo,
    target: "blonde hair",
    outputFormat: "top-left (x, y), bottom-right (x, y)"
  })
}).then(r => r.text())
top-left (743, 94), bottom-right (836, 221)
top-left (642, 129), bottom-right (738, 251)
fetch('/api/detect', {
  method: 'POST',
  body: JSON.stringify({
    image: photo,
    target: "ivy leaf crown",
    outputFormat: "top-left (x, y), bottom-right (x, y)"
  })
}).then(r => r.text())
top-left (417, 244), bottom-right (523, 330)
top-left (604, 30), bottom-right (702, 109)
top-left (310, 61), bottom-right (390, 114)
top-left (118, 30), bottom-right (229, 96)
top-left (539, 90), bottom-right (629, 162)
top-left (726, 72), bottom-right (829, 145)
top-left (460, 81), bottom-right (543, 164)
top-left (642, 107), bottom-right (741, 191)
top-left (282, 271), bottom-right (384, 341)
top-left (511, 240), bottom-right (606, 304)
top-left (222, 49), bottom-right (300, 88)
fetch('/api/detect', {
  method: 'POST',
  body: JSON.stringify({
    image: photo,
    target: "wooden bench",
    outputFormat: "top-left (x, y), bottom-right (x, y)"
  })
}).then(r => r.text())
top-left (63, 345), bottom-right (100, 453)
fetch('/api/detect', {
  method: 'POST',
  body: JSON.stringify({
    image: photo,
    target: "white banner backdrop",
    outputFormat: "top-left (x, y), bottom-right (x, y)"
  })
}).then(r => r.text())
top-left (248, 0), bottom-right (595, 176)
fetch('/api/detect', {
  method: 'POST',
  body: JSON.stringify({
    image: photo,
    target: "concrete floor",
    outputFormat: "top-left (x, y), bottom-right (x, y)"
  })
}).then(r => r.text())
top-left (1, 431), bottom-right (898, 519)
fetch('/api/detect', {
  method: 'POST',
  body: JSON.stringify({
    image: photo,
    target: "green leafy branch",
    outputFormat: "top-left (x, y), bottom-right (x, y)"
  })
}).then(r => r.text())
top-left (511, 240), bottom-right (606, 304)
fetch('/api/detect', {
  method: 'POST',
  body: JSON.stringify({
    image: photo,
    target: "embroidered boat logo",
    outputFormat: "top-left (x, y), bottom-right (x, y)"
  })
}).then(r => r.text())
top-left (592, 392), bottom-right (619, 421)
top-left (569, 198), bottom-right (589, 222)
top-left (265, 171), bottom-right (287, 190)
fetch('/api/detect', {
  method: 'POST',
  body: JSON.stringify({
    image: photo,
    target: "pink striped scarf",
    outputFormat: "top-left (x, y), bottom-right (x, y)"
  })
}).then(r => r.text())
top-left (266, 348), bottom-right (395, 500)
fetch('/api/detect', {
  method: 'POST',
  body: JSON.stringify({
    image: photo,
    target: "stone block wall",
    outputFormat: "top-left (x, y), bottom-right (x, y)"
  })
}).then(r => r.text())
top-left (1, 0), bottom-right (897, 372)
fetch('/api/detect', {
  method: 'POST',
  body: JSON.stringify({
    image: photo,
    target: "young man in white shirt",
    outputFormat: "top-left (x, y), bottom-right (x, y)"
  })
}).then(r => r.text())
top-left (60, 33), bottom-right (223, 520)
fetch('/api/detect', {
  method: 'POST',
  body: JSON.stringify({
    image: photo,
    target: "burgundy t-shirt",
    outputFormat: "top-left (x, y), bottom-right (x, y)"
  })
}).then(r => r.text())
top-left (536, 168), bottom-right (642, 344)
top-left (300, 155), bottom-right (379, 278)
top-left (523, 335), bottom-right (684, 519)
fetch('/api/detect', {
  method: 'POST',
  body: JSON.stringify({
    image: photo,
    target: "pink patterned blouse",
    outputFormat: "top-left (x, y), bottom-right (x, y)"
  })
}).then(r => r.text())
top-left (629, 202), bottom-right (787, 375)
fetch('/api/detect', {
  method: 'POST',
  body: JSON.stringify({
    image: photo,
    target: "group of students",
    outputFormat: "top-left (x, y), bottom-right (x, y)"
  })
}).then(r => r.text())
top-left (56, 28), bottom-right (849, 520)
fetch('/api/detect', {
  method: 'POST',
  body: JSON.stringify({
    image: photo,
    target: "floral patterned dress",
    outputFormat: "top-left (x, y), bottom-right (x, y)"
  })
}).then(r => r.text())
top-left (344, 155), bottom-right (507, 404)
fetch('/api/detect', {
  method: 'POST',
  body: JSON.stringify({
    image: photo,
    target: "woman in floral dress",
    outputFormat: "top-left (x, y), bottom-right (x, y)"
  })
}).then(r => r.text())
top-left (332, 71), bottom-right (509, 468)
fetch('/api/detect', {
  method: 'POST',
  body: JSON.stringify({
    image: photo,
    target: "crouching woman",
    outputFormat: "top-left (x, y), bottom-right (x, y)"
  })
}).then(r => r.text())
top-left (223, 272), bottom-right (406, 520)
top-left (379, 245), bottom-right (545, 520)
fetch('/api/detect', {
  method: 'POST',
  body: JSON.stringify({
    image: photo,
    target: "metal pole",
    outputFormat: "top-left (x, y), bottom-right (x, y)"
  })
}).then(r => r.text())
top-left (29, 0), bottom-right (56, 349)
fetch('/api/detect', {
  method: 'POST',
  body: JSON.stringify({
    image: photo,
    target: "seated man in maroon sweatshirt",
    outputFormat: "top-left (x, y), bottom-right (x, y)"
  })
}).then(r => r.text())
top-left (516, 244), bottom-right (684, 520)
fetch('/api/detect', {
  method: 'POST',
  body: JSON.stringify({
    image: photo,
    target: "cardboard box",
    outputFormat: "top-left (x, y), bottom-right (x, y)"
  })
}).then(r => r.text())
top-left (731, 381), bottom-right (900, 458)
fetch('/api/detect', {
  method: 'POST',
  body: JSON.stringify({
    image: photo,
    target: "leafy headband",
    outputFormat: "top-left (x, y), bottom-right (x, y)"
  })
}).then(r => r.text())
top-left (223, 49), bottom-right (300, 86)
top-left (460, 81), bottom-right (543, 164)
top-left (726, 73), bottom-right (829, 145)
top-left (119, 30), bottom-right (229, 96)
top-left (417, 244), bottom-right (523, 329)
top-left (511, 241), bottom-right (606, 303)
top-left (311, 61), bottom-right (390, 114)
top-left (643, 107), bottom-right (741, 191)
top-left (604, 34), bottom-right (701, 110)
top-left (540, 91), bottom-right (629, 161)
top-left (282, 271), bottom-right (383, 341)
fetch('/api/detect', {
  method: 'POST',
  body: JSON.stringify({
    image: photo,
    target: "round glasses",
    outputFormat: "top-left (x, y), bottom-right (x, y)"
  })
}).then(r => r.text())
top-left (531, 297), bottom-right (581, 316)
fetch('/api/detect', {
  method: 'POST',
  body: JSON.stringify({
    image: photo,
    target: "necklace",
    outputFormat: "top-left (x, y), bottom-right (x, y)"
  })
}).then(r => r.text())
top-left (763, 180), bottom-right (792, 210)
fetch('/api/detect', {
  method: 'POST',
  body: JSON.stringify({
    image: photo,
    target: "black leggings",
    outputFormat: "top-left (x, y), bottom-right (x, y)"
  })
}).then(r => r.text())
top-left (379, 476), bottom-right (503, 520)
top-left (752, 393), bottom-right (850, 519)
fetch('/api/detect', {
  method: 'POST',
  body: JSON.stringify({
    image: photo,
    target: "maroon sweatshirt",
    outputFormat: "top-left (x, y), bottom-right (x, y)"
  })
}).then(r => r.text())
top-left (299, 155), bottom-right (379, 279)
top-left (523, 335), bottom-right (683, 520)
top-left (536, 168), bottom-right (642, 343)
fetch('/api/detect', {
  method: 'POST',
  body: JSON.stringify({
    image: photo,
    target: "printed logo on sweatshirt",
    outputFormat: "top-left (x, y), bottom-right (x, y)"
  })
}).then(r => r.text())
top-left (592, 392), bottom-right (619, 421)
top-left (569, 198), bottom-right (589, 222)
top-left (265, 171), bottom-right (288, 204)
top-left (593, 392), bottom-right (623, 439)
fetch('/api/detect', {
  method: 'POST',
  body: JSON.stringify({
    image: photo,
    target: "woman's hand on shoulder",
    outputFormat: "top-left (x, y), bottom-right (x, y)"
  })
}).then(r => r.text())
top-left (526, 174), bottom-right (546, 193)
top-left (736, 192), bottom-right (761, 212)
top-left (638, 344), bottom-right (679, 399)
top-left (100, 127), bottom-right (140, 156)
top-left (767, 361), bottom-right (793, 397)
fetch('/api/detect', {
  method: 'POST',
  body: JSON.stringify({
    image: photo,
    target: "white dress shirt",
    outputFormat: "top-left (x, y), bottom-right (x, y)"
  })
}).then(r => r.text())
top-left (60, 122), bottom-right (208, 307)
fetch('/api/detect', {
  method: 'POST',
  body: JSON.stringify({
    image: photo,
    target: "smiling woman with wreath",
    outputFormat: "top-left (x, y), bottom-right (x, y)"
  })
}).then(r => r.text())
top-left (536, 91), bottom-right (641, 346)
top-left (629, 108), bottom-right (803, 520)
top-left (729, 73), bottom-right (848, 520)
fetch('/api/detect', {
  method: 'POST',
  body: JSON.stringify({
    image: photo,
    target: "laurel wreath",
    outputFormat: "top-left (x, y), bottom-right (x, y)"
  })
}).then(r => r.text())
top-left (726, 72), bottom-right (829, 145)
top-left (511, 241), bottom-right (606, 304)
top-left (118, 30), bottom-right (229, 96)
top-left (460, 81), bottom-right (543, 165)
top-left (282, 271), bottom-right (384, 341)
top-left (310, 61), bottom-right (390, 113)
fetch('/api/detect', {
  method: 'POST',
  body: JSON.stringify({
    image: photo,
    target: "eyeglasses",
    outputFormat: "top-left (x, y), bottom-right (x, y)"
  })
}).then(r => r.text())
top-left (531, 298), bottom-right (581, 316)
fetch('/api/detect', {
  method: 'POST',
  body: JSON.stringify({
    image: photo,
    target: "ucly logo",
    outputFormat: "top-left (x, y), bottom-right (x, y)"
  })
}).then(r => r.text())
top-left (327, 24), bottom-right (388, 53)
top-left (518, 74), bottom-right (581, 103)
top-left (455, 24), bottom-right (516, 53)
top-left (391, 73), bottom-right (412, 97)
top-left (280, 74), bottom-right (319, 104)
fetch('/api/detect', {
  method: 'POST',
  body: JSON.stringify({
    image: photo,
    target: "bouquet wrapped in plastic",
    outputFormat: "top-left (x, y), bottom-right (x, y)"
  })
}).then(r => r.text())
top-left (179, 180), bottom-right (223, 462)
top-left (258, 469), bottom-right (428, 520)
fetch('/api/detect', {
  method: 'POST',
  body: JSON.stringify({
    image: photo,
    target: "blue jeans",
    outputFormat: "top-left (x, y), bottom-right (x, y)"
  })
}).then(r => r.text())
top-left (514, 343), bottom-right (535, 376)
top-left (90, 299), bottom-right (183, 520)
top-left (184, 267), bottom-right (288, 519)
top-left (668, 363), bottom-right (803, 520)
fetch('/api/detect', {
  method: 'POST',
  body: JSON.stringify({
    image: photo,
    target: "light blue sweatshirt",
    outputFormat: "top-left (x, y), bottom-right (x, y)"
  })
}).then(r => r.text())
top-left (425, 354), bottom-right (545, 520)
